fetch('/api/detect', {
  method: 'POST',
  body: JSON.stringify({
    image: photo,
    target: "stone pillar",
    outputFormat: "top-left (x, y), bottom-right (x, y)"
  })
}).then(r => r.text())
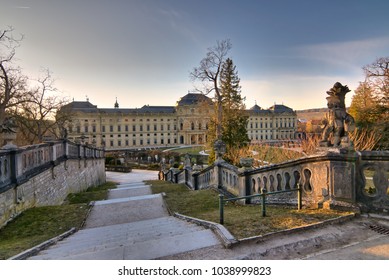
top-left (213, 140), bottom-right (226, 189)
top-left (324, 152), bottom-right (358, 210)
top-left (238, 157), bottom-right (254, 204)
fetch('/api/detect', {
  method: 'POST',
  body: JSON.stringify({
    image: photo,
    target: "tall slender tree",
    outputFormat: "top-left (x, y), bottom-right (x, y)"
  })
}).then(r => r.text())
top-left (207, 58), bottom-right (249, 164)
top-left (220, 58), bottom-right (249, 158)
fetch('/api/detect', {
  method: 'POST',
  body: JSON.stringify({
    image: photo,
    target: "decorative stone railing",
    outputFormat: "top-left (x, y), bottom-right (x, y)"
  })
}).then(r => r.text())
top-left (0, 140), bottom-right (105, 193)
top-left (355, 151), bottom-right (389, 212)
top-left (163, 150), bottom-right (389, 213)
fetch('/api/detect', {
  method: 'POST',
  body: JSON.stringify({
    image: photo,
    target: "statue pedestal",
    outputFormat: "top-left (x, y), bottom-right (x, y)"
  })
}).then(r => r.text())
top-left (1, 132), bottom-right (18, 150)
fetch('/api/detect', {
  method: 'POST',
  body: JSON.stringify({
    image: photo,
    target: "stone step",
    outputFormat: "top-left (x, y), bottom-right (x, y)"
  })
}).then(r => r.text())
top-left (108, 187), bottom-right (152, 199)
top-left (116, 182), bottom-right (151, 188)
top-left (31, 226), bottom-right (219, 260)
top-left (29, 217), bottom-right (218, 260)
top-left (35, 217), bottom-right (200, 249)
top-left (106, 170), bottom-right (158, 184)
top-left (26, 170), bottom-right (221, 260)
top-left (50, 217), bottom-right (202, 246)
top-left (84, 194), bottom-right (169, 228)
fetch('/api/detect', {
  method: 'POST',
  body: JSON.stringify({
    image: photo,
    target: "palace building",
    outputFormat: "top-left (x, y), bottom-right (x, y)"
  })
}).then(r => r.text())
top-left (60, 93), bottom-right (297, 150)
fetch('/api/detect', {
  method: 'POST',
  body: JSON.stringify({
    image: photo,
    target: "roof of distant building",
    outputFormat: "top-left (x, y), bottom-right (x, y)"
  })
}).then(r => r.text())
top-left (138, 105), bottom-right (175, 113)
top-left (249, 104), bottom-right (262, 112)
top-left (268, 104), bottom-right (294, 113)
top-left (60, 101), bottom-right (99, 112)
top-left (61, 101), bottom-right (176, 114)
top-left (247, 103), bottom-right (295, 115)
top-left (61, 96), bottom-right (295, 116)
top-left (176, 93), bottom-right (213, 106)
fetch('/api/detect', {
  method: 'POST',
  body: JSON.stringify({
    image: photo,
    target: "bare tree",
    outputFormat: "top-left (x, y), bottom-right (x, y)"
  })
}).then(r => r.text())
top-left (15, 69), bottom-right (69, 144)
top-left (363, 57), bottom-right (389, 107)
top-left (190, 39), bottom-right (232, 140)
top-left (0, 27), bottom-right (28, 126)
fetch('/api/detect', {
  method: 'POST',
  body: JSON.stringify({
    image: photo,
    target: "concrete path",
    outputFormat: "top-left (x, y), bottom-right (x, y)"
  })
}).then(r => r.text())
top-left (156, 214), bottom-right (389, 260)
top-left (28, 170), bottom-right (221, 260)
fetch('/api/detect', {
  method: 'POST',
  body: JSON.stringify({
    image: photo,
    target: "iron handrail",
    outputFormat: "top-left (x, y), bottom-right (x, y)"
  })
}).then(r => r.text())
top-left (219, 186), bottom-right (302, 225)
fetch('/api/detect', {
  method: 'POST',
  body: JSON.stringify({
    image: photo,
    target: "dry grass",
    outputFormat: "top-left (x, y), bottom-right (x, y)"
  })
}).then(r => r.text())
top-left (148, 180), bottom-right (352, 240)
top-left (300, 134), bottom-right (321, 155)
top-left (225, 144), bottom-right (303, 167)
top-left (349, 127), bottom-right (382, 150)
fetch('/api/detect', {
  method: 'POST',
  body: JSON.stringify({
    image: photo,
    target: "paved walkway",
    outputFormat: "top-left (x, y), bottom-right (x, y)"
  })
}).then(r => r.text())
top-left (28, 170), bottom-right (221, 260)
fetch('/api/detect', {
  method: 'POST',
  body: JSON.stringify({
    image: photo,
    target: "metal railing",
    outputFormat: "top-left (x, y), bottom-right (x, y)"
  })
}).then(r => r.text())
top-left (219, 186), bottom-right (302, 225)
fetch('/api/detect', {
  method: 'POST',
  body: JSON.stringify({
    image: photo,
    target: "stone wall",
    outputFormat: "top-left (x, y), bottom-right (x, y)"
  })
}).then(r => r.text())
top-left (0, 141), bottom-right (105, 228)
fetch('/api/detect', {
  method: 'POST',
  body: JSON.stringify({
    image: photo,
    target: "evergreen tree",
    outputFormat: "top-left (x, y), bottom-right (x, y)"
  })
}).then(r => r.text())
top-left (207, 58), bottom-right (249, 164)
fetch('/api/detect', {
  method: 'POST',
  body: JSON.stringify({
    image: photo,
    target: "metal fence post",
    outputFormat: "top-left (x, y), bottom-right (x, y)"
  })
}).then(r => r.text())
top-left (297, 184), bottom-right (302, 210)
top-left (219, 194), bottom-right (224, 225)
top-left (261, 189), bottom-right (267, 217)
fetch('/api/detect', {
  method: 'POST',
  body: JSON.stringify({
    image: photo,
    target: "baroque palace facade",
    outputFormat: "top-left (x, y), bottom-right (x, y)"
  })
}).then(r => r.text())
top-left (61, 93), bottom-right (297, 150)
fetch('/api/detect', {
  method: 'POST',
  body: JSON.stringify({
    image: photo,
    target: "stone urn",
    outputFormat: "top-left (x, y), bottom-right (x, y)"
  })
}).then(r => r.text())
top-left (192, 164), bottom-right (203, 172)
top-left (239, 157), bottom-right (254, 172)
top-left (214, 139), bottom-right (226, 162)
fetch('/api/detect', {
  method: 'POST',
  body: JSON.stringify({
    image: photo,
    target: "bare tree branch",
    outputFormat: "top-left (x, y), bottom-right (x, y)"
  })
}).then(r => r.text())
top-left (190, 39), bottom-right (232, 139)
top-left (0, 27), bottom-right (28, 125)
top-left (14, 69), bottom-right (69, 144)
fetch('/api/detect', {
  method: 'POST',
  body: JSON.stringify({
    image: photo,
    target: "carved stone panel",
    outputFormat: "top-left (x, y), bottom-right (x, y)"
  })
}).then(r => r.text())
top-left (332, 163), bottom-right (354, 201)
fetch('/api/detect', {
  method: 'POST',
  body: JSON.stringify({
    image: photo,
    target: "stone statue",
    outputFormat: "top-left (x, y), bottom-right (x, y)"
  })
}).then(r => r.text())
top-left (320, 82), bottom-right (355, 148)
top-left (184, 153), bottom-right (192, 168)
top-left (0, 117), bottom-right (18, 149)
top-left (169, 157), bottom-right (174, 166)
top-left (0, 117), bottom-right (17, 134)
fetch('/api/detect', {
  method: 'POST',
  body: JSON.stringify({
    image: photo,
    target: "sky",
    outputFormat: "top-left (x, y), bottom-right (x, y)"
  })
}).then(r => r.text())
top-left (1, 0), bottom-right (389, 110)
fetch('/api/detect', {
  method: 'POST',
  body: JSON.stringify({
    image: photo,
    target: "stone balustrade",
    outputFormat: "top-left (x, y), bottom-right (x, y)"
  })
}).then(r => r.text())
top-left (0, 140), bottom-right (105, 194)
top-left (163, 149), bottom-right (389, 212)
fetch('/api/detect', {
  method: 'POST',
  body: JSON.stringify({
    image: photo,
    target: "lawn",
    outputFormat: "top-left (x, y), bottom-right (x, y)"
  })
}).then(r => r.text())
top-left (0, 181), bottom-right (116, 260)
top-left (148, 180), bottom-right (353, 239)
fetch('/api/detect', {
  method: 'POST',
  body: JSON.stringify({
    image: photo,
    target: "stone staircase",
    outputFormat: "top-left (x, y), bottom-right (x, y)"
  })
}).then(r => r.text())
top-left (28, 171), bottom-right (221, 259)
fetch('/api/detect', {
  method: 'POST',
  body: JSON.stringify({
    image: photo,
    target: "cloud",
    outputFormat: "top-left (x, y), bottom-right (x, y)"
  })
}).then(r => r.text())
top-left (293, 36), bottom-right (389, 73)
top-left (157, 8), bottom-right (205, 49)
top-left (241, 74), bottom-right (360, 110)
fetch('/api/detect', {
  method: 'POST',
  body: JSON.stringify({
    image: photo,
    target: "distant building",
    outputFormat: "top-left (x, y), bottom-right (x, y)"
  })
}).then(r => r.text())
top-left (247, 104), bottom-right (297, 142)
top-left (60, 93), bottom-right (297, 150)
